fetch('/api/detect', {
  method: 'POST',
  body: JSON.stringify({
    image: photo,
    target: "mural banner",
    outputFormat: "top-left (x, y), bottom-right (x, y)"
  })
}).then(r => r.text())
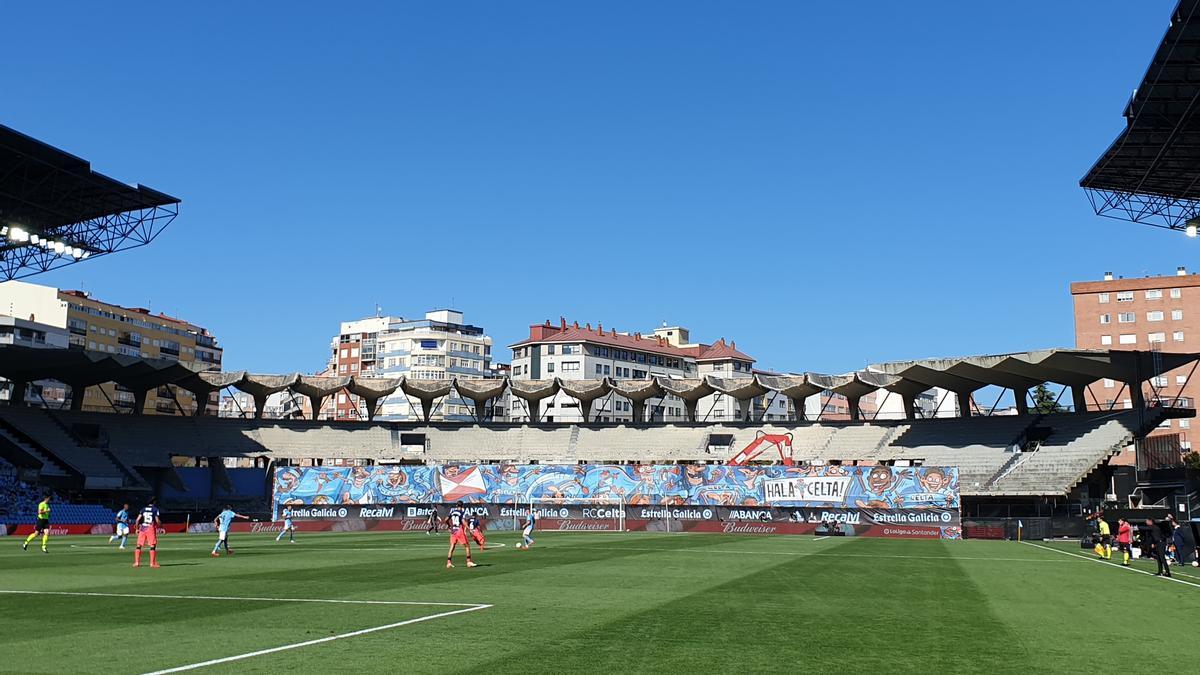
top-left (274, 464), bottom-right (960, 539)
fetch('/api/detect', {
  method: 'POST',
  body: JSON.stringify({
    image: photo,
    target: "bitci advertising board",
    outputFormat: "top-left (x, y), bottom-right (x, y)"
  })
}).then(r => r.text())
top-left (274, 464), bottom-right (960, 538)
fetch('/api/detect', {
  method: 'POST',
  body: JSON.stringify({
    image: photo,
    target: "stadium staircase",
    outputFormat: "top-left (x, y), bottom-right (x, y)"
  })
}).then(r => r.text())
top-left (980, 409), bottom-right (1163, 496)
top-left (0, 408), bottom-right (125, 489)
top-left (0, 418), bottom-right (69, 477)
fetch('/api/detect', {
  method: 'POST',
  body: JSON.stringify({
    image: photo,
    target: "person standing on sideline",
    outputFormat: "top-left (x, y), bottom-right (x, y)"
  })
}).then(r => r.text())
top-left (1168, 516), bottom-right (1187, 566)
top-left (1144, 518), bottom-right (1172, 578)
top-left (426, 506), bottom-right (440, 535)
top-left (1096, 517), bottom-right (1112, 560)
top-left (1116, 518), bottom-right (1134, 566)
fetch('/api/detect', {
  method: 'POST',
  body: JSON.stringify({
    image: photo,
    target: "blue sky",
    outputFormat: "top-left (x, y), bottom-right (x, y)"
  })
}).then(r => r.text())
top-left (2, 1), bottom-right (1186, 375)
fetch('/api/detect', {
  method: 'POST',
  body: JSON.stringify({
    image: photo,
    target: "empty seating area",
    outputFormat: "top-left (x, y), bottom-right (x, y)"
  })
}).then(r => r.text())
top-left (0, 408), bottom-right (126, 489)
top-left (0, 406), bottom-right (1167, 498)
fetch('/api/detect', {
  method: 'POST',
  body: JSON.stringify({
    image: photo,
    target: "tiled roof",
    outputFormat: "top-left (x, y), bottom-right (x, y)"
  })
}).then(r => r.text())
top-left (696, 338), bottom-right (755, 363)
top-left (510, 321), bottom-right (755, 362)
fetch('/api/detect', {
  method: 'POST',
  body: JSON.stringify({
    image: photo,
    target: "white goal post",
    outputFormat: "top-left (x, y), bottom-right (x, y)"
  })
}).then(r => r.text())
top-left (516, 496), bottom-right (626, 532)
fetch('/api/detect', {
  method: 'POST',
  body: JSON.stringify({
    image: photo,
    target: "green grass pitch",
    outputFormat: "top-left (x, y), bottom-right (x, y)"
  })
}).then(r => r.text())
top-left (1, 530), bottom-right (1196, 673)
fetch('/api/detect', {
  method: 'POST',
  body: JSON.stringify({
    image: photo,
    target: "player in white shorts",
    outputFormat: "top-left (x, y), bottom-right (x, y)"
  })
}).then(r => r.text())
top-left (108, 503), bottom-right (131, 549)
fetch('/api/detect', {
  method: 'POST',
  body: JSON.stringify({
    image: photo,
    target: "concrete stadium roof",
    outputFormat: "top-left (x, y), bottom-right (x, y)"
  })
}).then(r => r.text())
top-left (3, 346), bottom-right (1197, 421)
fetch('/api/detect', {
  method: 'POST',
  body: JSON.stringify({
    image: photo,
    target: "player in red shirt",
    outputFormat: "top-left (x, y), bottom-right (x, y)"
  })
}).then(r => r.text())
top-left (467, 513), bottom-right (486, 550)
top-left (445, 501), bottom-right (477, 569)
top-left (133, 497), bottom-right (161, 569)
top-left (1116, 517), bottom-right (1133, 567)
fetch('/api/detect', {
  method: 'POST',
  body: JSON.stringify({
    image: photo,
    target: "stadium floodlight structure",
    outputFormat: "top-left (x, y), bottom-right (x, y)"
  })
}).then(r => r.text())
top-left (1080, 0), bottom-right (1200, 235)
top-left (0, 124), bottom-right (180, 280)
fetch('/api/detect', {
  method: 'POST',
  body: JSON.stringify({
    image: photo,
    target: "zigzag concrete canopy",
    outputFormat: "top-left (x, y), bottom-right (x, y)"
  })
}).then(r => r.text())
top-left (454, 378), bottom-right (510, 422)
top-left (3, 346), bottom-right (1197, 422)
top-left (558, 378), bottom-right (614, 422)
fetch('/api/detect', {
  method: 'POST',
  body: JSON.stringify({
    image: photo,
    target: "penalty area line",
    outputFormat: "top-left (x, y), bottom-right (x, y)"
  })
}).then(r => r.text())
top-left (141, 603), bottom-right (492, 675)
top-left (1021, 541), bottom-right (1200, 590)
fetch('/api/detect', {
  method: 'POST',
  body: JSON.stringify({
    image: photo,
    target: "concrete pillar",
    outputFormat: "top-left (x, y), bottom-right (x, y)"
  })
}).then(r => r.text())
top-left (848, 396), bottom-right (863, 421)
top-left (527, 399), bottom-right (542, 423)
top-left (1071, 384), bottom-right (1088, 414)
top-left (133, 389), bottom-right (148, 416)
top-left (1014, 388), bottom-right (1029, 416)
top-left (7, 380), bottom-right (28, 406)
top-left (956, 390), bottom-right (972, 418)
top-left (365, 397), bottom-right (381, 421)
top-left (684, 400), bottom-right (699, 422)
top-left (790, 396), bottom-right (807, 421)
top-left (69, 383), bottom-right (86, 411)
top-left (631, 400), bottom-right (645, 423)
top-left (1128, 382), bottom-right (1145, 410)
top-left (580, 400), bottom-right (594, 423)
top-left (902, 394), bottom-right (917, 420)
top-left (307, 395), bottom-right (324, 421)
top-left (193, 391), bottom-right (210, 417)
top-left (253, 394), bottom-right (267, 419)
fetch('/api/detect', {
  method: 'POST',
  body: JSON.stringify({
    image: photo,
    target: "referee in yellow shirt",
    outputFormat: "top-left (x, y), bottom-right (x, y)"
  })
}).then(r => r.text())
top-left (22, 494), bottom-right (52, 553)
top-left (1097, 518), bottom-right (1112, 560)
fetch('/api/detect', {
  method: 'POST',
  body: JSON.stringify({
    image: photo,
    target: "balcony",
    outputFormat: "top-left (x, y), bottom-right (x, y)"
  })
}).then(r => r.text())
top-left (117, 335), bottom-right (142, 348)
top-left (160, 345), bottom-right (180, 357)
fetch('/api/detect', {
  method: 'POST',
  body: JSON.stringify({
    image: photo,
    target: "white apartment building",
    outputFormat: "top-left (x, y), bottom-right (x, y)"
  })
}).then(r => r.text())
top-left (326, 309), bottom-right (494, 421)
top-left (508, 319), bottom-right (790, 423)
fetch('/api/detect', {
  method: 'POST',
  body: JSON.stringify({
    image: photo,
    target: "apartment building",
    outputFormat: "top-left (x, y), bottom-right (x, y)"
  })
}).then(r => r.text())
top-left (326, 309), bottom-right (493, 421)
top-left (0, 280), bottom-right (222, 414)
top-left (508, 319), bottom-right (791, 422)
top-left (1072, 266), bottom-right (1200, 457)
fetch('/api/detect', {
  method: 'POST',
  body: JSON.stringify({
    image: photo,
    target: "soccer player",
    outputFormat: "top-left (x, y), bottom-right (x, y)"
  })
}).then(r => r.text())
top-left (275, 506), bottom-right (296, 543)
top-left (467, 512), bottom-right (486, 550)
top-left (109, 503), bottom-right (132, 549)
top-left (426, 506), bottom-right (439, 535)
top-left (517, 507), bottom-right (537, 550)
top-left (22, 493), bottom-right (51, 553)
top-left (1116, 517), bottom-right (1133, 567)
top-left (211, 505), bottom-right (250, 557)
top-left (444, 501), bottom-right (476, 569)
top-left (133, 497), bottom-right (161, 568)
top-left (1096, 517), bottom-right (1112, 560)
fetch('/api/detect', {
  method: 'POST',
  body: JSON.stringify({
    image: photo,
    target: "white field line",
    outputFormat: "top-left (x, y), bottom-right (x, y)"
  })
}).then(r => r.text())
top-left (0, 589), bottom-right (484, 607)
top-left (0, 590), bottom-right (492, 674)
top-left (65, 542), bottom-right (507, 552)
top-left (141, 604), bottom-right (491, 674)
top-left (1021, 541), bottom-right (1200, 589)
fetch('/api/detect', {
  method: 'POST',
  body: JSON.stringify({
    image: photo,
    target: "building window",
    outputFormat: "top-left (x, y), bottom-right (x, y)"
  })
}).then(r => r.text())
top-left (1149, 332), bottom-right (1166, 343)
top-left (1181, 419), bottom-right (1191, 429)
top-left (1174, 331), bottom-right (1185, 342)
top-left (1152, 376), bottom-right (1168, 387)
top-left (546, 363), bottom-right (555, 373)
top-left (545, 345), bottom-right (555, 355)
top-left (340, 348), bottom-right (348, 358)
top-left (1098, 293), bottom-right (1109, 304)
top-left (1099, 314), bottom-right (1111, 325)
top-left (1171, 288), bottom-right (1182, 299)
top-left (1172, 309), bottom-right (1183, 320)
top-left (1145, 289), bottom-right (1163, 300)
top-left (1147, 311), bottom-right (1164, 322)
top-left (603, 365), bottom-right (611, 375)
top-left (1177, 375), bottom-right (1188, 385)
top-left (1118, 312), bottom-right (1135, 323)
top-left (561, 361), bottom-right (580, 372)
top-left (1116, 291), bottom-right (1134, 302)
top-left (1119, 334), bottom-right (1137, 345)
top-left (1103, 378), bottom-right (1114, 388)
top-left (1100, 335), bottom-right (1112, 346)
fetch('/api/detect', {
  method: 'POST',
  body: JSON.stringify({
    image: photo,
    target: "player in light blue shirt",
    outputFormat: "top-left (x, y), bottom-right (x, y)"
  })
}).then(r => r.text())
top-left (275, 506), bottom-right (296, 543)
top-left (211, 505), bottom-right (250, 557)
top-left (108, 503), bottom-right (131, 549)
top-left (517, 508), bottom-right (537, 550)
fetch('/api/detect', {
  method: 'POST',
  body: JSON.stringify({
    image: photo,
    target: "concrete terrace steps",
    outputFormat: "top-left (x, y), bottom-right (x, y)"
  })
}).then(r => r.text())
top-left (0, 424), bottom-right (70, 476)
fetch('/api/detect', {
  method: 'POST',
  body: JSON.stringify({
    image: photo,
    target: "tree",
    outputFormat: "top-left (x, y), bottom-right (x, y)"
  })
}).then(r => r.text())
top-left (1030, 383), bottom-right (1063, 414)
top-left (1184, 451), bottom-right (1200, 471)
